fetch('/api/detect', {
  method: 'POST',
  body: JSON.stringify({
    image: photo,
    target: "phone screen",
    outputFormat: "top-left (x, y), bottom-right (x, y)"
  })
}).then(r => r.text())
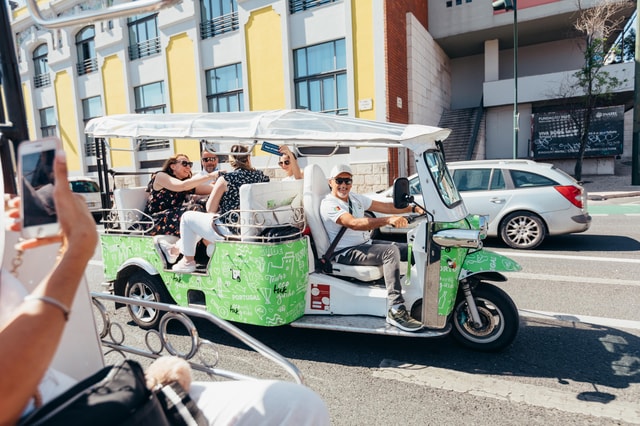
top-left (21, 148), bottom-right (57, 228)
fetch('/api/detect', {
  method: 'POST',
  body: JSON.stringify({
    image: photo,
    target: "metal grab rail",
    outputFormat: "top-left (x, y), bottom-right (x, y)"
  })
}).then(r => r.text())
top-left (25, 0), bottom-right (182, 29)
top-left (91, 292), bottom-right (305, 384)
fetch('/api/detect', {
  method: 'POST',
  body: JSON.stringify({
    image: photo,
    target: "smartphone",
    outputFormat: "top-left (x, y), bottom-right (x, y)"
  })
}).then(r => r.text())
top-left (18, 137), bottom-right (60, 238)
top-left (260, 141), bottom-right (283, 156)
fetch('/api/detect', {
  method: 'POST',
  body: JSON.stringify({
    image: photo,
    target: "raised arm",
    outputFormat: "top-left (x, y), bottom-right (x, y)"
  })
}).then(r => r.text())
top-left (279, 145), bottom-right (303, 180)
top-left (154, 170), bottom-right (220, 192)
top-left (205, 177), bottom-right (228, 213)
top-left (0, 149), bottom-right (98, 425)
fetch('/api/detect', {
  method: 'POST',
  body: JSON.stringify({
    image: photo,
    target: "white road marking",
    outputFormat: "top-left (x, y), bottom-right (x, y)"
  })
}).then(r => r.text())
top-left (375, 359), bottom-right (640, 424)
top-left (495, 251), bottom-right (640, 264)
top-left (508, 271), bottom-right (640, 287)
top-left (520, 309), bottom-right (640, 331)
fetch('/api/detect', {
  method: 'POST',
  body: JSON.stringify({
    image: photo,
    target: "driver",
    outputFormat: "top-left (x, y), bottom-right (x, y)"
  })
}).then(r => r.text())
top-left (319, 164), bottom-right (425, 332)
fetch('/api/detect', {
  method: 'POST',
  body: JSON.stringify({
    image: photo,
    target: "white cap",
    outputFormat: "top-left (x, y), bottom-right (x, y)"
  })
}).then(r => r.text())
top-left (329, 164), bottom-right (353, 179)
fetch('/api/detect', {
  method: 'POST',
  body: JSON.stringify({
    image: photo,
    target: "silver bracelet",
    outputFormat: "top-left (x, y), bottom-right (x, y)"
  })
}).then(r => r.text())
top-left (24, 295), bottom-right (70, 321)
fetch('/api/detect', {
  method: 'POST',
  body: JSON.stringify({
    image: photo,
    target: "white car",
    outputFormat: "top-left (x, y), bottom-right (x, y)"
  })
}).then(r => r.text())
top-left (69, 176), bottom-right (102, 219)
top-left (366, 159), bottom-right (591, 249)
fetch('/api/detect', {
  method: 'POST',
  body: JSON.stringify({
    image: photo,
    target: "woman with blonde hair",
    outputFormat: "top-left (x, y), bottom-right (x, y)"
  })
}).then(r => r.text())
top-left (145, 153), bottom-right (220, 236)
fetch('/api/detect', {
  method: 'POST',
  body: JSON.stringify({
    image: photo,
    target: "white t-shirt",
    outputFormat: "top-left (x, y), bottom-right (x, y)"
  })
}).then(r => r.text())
top-left (197, 168), bottom-right (217, 186)
top-left (0, 270), bottom-right (77, 417)
top-left (320, 192), bottom-right (372, 252)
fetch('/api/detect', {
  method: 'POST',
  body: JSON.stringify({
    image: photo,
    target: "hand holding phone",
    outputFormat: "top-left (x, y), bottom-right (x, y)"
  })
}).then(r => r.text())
top-left (18, 137), bottom-right (60, 238)
top-left (260, 141), bottom-right (283, 156)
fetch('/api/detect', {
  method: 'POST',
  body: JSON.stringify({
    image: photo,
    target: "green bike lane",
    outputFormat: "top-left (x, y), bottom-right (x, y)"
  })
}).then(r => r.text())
top-left (588, 204), bottom-right (640, 215)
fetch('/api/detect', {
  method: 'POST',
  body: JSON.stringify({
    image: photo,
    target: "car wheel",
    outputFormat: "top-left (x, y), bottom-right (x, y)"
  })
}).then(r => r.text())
top-left (364, 211), bottom-right (381, 239)
top-left (499, 211), bottom-right (546, 249)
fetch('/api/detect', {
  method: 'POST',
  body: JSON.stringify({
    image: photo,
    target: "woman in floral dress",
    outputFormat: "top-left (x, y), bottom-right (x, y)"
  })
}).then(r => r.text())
top-left (145, 153), bottom-right (221, 236)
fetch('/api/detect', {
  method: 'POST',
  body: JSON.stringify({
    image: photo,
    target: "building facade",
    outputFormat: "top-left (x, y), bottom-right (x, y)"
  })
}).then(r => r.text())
top-left (10, 0), bottom-right (634, 191)
top-left (12, 0), bottom-right (437, 191)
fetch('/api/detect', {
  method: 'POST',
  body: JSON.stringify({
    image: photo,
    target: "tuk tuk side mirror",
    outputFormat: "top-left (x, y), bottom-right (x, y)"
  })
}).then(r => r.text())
top-left (393, 177), bottom-right (413, 209)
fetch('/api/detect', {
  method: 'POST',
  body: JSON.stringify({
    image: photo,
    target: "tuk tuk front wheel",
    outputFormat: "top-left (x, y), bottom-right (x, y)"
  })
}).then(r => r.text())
top-left (450, 283), bottom-right (519, 352)
top-left (124, 271), bottom-right (171, 330)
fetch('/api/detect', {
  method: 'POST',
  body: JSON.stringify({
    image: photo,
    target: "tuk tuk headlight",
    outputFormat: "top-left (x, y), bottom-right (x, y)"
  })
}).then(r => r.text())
top-left (433, 229), bottom-right (482, 249)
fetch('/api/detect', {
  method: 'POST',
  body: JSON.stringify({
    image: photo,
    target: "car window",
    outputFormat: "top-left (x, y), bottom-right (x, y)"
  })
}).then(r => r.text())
top-left (452, 169), bottom-right (490, 191)
top-left (489, 169), bottom-right (506, 190)
top-left (70, 180), bottom-right (99, 193)
top-left (510, 170), bottom-right (557, 188)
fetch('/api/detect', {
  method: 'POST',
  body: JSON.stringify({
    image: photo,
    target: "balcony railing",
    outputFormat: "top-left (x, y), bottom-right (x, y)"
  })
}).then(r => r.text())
top-left (128, 37), bottom-right (161, 60)
top-left (34, 73), bottom-right (51, 88)
top-left (289, 0), bottom-right (336, 14)
top-left (77, 57), bottom-right (98, 76)
top-left (200, 12), bottom-right (239, 40)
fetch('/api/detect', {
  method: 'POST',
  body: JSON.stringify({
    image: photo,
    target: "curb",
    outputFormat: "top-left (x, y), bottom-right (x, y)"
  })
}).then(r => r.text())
top-left (588, 191), bottom-right (640, 201)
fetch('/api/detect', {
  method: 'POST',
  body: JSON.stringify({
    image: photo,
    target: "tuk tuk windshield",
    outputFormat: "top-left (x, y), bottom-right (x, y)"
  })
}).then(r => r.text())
top-left (424, 151), bottom-right (462, 208)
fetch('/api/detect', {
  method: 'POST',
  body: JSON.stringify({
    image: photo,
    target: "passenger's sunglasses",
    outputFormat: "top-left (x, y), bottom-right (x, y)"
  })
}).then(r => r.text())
top-left (278, 160), bottom-right (291, 166)
top-left (334, 178), bottom-right (352, 185)
top-left (178, 160), bottom-right (193, 167)
top-left (202, 157), bottom-right (217, 163)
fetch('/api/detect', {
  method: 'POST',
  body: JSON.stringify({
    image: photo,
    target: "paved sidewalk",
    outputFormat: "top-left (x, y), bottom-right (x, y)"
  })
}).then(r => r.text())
top-left (580, 160), bottom-right (640, 200)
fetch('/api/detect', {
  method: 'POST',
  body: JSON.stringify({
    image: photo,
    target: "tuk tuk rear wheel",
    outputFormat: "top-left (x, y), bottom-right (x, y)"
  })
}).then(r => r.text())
top-left (124, 271), bottom-right (171, 330)
top-left (450, 283), bottom-right (519, 352)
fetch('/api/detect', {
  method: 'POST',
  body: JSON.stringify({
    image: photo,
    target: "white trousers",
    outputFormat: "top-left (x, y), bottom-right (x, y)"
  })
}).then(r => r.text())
top-left (190, 380), bottom-right (330, 426)
top-left (179, 211), bottom-right (226, 256)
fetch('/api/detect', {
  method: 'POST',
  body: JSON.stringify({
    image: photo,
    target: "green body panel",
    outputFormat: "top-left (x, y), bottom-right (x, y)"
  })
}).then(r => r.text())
top-left (437, 247), bottom-right (467, 316)
top-left (461, 249), bottom-right (522, 274)
top-left (100, 235), bottom-right (308, 326)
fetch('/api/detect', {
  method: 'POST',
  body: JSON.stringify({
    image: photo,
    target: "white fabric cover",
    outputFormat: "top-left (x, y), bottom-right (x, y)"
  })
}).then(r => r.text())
top-left (239, 180), bottom-right (303, 239)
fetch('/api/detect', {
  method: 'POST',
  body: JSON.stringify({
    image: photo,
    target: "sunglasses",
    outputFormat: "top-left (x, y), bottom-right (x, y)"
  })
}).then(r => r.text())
top-left (278, 160), bottom-right (291, 166)
top-left (334, 178), bottom-right (352, 185)
top-left (177, 160), bottom-right (193, 168)
top-left (202, 157), bottom-right (217, 163)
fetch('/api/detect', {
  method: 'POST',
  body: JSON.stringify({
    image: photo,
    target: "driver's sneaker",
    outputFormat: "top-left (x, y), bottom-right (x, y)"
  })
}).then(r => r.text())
top-left (172, 258), bottom-right (196, 273)
top-left (387, 305), bottom-right (423, 332)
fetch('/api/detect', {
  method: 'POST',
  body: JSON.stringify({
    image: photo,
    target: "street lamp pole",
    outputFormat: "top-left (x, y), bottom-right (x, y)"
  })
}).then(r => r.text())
top-left (512, 0), bottom-right (518, 159)
top-left (492, 0), bottom-right (518, 159)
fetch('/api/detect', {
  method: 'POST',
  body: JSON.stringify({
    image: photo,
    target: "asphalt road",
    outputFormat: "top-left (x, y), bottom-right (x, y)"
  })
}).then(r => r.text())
top-left (85, 196), bottom-right (640, 425)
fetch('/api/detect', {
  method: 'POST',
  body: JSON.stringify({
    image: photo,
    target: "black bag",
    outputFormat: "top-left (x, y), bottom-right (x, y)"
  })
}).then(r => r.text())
top-left (20, 360), bottom-right (170, 426)
top-left (155, 381), bottom-right (208, 426)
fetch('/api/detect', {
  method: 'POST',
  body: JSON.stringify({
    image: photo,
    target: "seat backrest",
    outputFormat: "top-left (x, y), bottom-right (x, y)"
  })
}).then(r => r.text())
top-left (303, 164), bottom-right (331, 258)
top-left (112, 186), bottom-right (148, 230)
top-left (239, 180), bottom-right (304, 239)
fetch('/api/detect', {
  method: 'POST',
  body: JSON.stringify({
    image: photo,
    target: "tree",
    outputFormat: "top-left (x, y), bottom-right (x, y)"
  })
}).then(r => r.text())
top-left (569, 0), bottom-right (633, 180)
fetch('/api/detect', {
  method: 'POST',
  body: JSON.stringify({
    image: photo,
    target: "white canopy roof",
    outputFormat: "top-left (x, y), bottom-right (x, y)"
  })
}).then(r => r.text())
top-left (85, 110), bottom-right (451, 154)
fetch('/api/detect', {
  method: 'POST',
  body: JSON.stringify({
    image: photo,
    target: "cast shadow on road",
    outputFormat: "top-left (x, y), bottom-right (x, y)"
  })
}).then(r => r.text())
top-left (482, 234), bottom-right (640, 252)
top-left (190, 316), bottom-right (640, 401)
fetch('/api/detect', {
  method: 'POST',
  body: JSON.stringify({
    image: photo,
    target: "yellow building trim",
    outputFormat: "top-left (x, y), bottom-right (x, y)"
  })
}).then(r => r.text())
top-left (246, 7), bottom-right (285, 111)
top-left (102, 54), bottom-right (132, 168)
top-left (166, 32), bottom-right (199, 159)
top-left (21, 83), bottom-right (36, 139)
top-left (351, 0), bottom-right (375, 120)
top-left (245, 6), bottom-right (285, 157)
top-left (53, 70), bottom-right (81, 172)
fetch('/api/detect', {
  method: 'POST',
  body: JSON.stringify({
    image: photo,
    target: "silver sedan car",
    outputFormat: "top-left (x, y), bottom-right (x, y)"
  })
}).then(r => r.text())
top-left (365, 159), bottom-right (591, 249)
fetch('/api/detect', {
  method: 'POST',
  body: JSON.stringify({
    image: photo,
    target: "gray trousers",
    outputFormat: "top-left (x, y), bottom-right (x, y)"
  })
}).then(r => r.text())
top-left (335, 240), bottom-right (408, 306)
